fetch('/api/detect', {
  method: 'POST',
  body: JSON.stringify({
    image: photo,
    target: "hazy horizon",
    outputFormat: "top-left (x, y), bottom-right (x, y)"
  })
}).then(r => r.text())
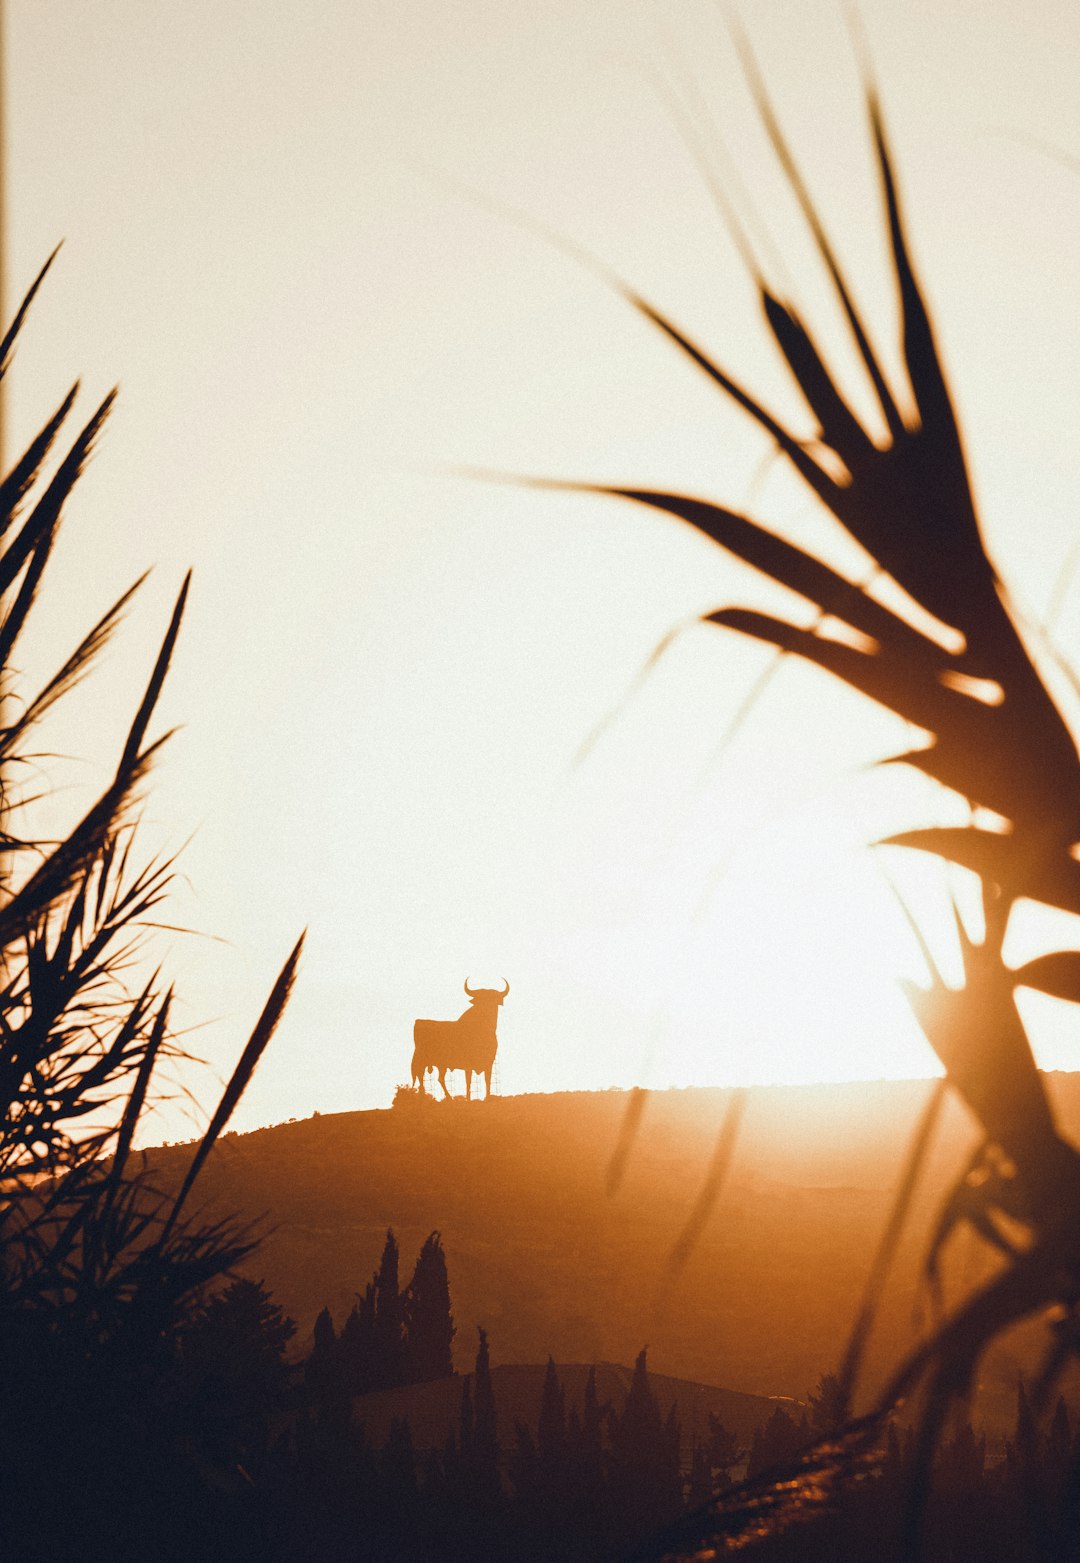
top-left (11, 0), bottom-right (1080, 1138)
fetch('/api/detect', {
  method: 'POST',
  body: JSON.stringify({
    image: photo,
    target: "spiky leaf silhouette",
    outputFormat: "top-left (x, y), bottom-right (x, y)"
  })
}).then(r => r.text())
top-left (0, 255), bottom-right (303, 1539)
top-left (538, 75), bottom-right (1080, 913)
top-left (550, 51), bottom-right (1080, 1560)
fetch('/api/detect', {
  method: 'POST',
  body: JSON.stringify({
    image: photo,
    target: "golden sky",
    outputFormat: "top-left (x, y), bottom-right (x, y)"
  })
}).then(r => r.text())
top-left (9, 0), bottom-right (1080, 1136)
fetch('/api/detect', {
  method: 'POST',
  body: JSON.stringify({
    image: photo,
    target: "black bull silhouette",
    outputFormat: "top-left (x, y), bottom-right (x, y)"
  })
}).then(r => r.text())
top-left (411, 979), bottom-right (509, 1100)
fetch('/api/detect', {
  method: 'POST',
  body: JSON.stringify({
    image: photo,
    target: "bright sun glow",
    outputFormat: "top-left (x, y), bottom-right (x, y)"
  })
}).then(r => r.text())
top-left (13, 2), bottom-right (1080, 1135)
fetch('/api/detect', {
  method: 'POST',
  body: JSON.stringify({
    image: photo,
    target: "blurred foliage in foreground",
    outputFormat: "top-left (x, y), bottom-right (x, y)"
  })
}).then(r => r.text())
top-left (527, 37), bottom-right (1080, 1557)
top-left (0, 255), bottom-right (302, 1560)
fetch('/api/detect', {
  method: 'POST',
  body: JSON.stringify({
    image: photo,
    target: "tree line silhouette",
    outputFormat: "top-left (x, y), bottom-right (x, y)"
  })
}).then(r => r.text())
top-left (289, 1230), bottom-right (693, 1558)
top-left (45, 1223), bottom-right (1072, 1562)
top-left (699, 1382), bottom-right (1080, 1563)
top-left (306, 1230), bottom-right (456, 1399)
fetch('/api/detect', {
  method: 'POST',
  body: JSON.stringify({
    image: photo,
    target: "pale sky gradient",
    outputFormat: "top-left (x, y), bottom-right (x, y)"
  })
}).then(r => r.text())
top-left (9, 0), bottom-right (1080, 1137)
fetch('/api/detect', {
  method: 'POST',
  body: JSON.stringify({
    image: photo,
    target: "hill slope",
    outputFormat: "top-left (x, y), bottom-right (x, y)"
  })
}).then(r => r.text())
top-left (150, 1076), bottom-right (1080, 1431)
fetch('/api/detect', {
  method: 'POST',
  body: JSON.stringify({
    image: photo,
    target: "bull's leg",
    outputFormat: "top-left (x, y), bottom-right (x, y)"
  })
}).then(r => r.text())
top-left (438, 1067), bottom-right (450, 1100)
top-left (465, 1069), bottom-right (473, 1100)
top-left (483, 1068), bottom-right (491, 1100)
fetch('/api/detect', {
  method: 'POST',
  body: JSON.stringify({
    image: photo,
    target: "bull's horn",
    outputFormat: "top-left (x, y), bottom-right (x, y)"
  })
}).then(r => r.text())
top-left (497, 978), bottom-right (510, 997)
top-left (464, 977), bottom-right (478, 996)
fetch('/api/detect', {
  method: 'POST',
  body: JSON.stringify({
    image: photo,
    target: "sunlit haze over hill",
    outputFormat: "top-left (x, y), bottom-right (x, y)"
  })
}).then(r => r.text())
top-left (10, 0), bottom-right (1080, 1137)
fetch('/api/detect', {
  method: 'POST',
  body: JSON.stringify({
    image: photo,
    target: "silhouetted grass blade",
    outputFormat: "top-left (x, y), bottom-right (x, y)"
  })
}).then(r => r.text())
top-left (837, 1078), bottom-right (947, 1413)
top-left (606, 1085), bottom-right (649, 1197)
top-left (628, 1412), bottom-right (886, 1560)
top-left (731, 22), bottom-right (905, 440)
top-left (629, 297), bottom-right (839, 507)
top-left (0, 390), bottom-right (115, 598)
top-left (0, 245), bottom-right (62, 377)
top-left (165, 933), bottom-right (305, 1236)
top-left (666, 1087), bottom-right (746, 1278)
top-left (5, 571), bottom-right (148, 746)
top-left (760, 289), bottom-right (871, 467)
top-left (0, 382), bottom-right (78, 530)
top-left (115, 571), bottom-right (190, 780)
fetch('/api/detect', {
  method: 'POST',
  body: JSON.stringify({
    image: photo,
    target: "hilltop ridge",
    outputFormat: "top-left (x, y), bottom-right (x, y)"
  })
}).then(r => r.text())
top-left (149, 1076), bottom-right (1080, 1431)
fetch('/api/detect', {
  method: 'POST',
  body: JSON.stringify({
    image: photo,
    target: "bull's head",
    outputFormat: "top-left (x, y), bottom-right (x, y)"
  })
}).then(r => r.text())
top-left (464, 977), bottom-right (510, 1005)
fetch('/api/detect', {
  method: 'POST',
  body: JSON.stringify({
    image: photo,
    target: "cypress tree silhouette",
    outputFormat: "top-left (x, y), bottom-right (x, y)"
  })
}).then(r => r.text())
top-left (1047, 1396), bottom-right (1072, 1491)
top-left (1006, 1379), bottom-right (1038, 1491)
top-left (686, 1441), bottom-right (713, 1511)
top-left (510, 1355), bottom-right (571, 1519)
top-left (331, 1230), bottom-right (401, 1397)
top-left (883, 1421), bottom-right (905, 1496)
top-left (747, 1404), bottom-right (805, 1479)
top-left (511, 1357), bottom-right (611, 1559)
top-left (536, 1355), bottom-right (568, 1502)
top-left (612, 1348), bottom-right (660, 1449)
top-left (703, 1410), bottom-right (741, 1490)
top-left (339, 1282), bottom-right (377, 1396)
top-left (607, 1348), bottom-right (682, 1542)
top-left (936, 1419), bottom-right (984, 1500)
top-left (459, 1371), bottom-right (474, 1464)
top-left (301, 1295), bottom-right (354, 1483)
top-left (305, 1305), bottom-right (337, 1397)
top-left (403, 1230), bottom-right (455, 1384)
top-left (808, 1372), bottom-right (847, 1436)
top-left (371, 1228), bottom-right (404, 1391)
top-left (471, 1326), bottom-right (502, 1506)
top-left (580, 1362), bottom-right (605, 1495)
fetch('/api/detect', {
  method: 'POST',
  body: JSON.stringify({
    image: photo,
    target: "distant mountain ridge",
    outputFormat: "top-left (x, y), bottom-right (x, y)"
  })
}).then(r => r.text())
top-left (148, 1075), bottom-right (1080, 1434)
